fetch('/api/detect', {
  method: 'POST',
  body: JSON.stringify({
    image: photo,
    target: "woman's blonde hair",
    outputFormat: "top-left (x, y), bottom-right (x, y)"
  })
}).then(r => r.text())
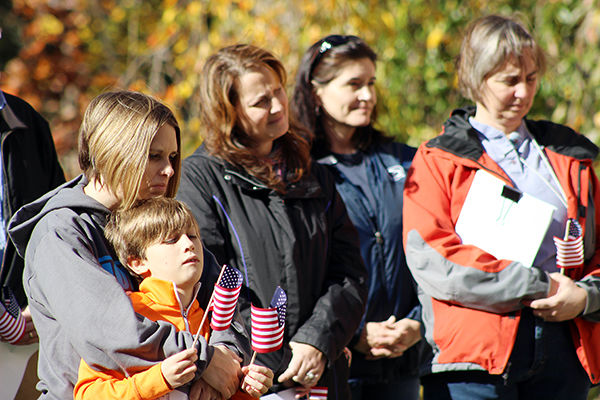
top-left (199, 44), bottom-right (310, 192)
top-left (105, 197), bottom-right (200, 277)
top-left (78, 90), bottom-right (181, 209)
top-left (457, 14), bottom-right (547, 103)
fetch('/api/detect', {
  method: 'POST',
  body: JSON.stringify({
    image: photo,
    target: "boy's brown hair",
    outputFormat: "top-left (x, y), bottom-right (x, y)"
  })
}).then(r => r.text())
top-left (105, 197), bottom-right (200, 278)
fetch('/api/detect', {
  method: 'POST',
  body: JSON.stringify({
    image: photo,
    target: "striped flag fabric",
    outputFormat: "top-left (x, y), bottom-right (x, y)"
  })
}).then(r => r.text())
top-left (554, 218), bottom-right (584, 269)
top-left (0, 287), bottom-right (25, 344)
top-left (210, 265), bottom-right (243, 331)
top-left (251, 286), bottom-right (287, 353)
top-left (305, 387), bottom-right (328, 399)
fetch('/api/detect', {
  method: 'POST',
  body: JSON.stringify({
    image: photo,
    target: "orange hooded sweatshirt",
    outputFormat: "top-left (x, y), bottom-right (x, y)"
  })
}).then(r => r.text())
top-left (74, 277), bottom-right (252, 399)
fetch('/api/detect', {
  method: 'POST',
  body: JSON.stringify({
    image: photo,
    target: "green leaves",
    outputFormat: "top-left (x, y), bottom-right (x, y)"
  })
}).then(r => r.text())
top-left (3, 1), bottom-right (600, 177)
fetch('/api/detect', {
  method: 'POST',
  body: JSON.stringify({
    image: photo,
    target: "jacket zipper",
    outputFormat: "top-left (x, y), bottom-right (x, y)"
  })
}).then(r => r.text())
top-left (224, 169), bottom-right (269, 190)
top-left (173, 284), bottom-right (199, 333)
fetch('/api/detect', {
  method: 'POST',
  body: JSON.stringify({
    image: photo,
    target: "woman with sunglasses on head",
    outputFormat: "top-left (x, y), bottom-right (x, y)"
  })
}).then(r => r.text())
top-left (292, 35), bottom-right (423, 400)
top-left (177, 44), bottom-right (367, 399)
top-left (403, 15), bottom-right (600, 399)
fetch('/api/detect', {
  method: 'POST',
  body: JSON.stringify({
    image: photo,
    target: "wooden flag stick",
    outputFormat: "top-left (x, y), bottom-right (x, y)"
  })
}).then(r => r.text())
top-left (192, 264), bottom-right (227, 349)
top-left (249, 351), bottom-right (257, 366)
top-left (560, 219), bottom-right (571, 275)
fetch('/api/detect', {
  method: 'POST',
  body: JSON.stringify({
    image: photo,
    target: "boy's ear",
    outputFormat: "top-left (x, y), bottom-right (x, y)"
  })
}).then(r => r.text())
top-left (128, 256), bottom-right (150, 277)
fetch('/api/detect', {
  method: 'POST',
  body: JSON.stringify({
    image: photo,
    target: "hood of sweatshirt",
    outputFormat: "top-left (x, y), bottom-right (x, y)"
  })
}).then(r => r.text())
top-left (8, 174), bottom-right (110, 258)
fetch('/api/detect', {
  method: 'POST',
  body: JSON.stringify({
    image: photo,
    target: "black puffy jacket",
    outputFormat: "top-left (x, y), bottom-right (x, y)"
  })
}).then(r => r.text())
top-left (178, 146), bottom-right (367, 398)
top-left (0, 91), bottom-right (65, 307)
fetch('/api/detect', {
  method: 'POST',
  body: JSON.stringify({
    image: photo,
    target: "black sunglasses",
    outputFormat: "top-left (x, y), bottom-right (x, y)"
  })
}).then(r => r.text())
top-left (309, 35), bottom-right (359, 77)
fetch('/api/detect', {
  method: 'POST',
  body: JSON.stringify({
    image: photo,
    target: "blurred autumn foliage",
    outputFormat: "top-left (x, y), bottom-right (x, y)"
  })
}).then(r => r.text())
top-left (2, 0), bottom-right (600, 178)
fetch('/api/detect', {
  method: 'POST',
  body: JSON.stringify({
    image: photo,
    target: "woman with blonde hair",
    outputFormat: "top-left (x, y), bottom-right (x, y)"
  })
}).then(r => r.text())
top-left (9, 90), bottom-right (246, 400)
top-left (178, 44), bottom-right (367, 398)
top-left (403, 15), bottom-right (600, 399)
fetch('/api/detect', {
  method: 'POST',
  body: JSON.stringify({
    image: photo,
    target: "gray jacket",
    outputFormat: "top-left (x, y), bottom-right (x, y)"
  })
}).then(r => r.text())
top-left (9, 175), bottom-right (249, 399)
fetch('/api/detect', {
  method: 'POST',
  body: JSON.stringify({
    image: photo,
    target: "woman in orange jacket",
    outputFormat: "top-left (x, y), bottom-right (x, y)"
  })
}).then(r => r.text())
top-left (403, 14), bottom-right (600, 400)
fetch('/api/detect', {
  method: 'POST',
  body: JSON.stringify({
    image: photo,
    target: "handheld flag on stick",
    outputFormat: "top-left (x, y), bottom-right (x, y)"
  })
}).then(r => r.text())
top-left (294, 387), bottom-right (329, 399)
top-left (192, 265), bottom-right (242, 348)
top-left (305, 387), bottom-right (328, 399)
top-left (554, 218), bottom-right (584, 274)
top-left (250, 286), bottom-right (287, 358)
top-left (210, 265), bottom-right (243, 331)
top-left (0, 287), bottom-right (25, 344)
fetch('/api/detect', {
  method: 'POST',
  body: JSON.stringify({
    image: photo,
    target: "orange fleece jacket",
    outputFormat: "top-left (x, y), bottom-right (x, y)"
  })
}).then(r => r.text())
top-left (74, 277), bottom-right (252, 399)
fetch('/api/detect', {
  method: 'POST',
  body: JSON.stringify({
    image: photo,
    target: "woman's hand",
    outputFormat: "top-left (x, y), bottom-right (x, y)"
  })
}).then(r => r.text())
top-left (161, 348), bottom-right (198, 389)
top-left (241, 364), bottom-right (274, 397)
top-left (277, 342), bottom-right (326, 388)
top-left (189, 379), bottom-right (224, 400)
top-left (201, 345), bottom-right (243, 399)
top-left (354, 316), bottom-right (421, 359)
top-left (525, 272), bottom-right (587, 321)
top-left (354, 316), bottom-right (402, 357)
top-left (387, 317), bottom-right (421, 357)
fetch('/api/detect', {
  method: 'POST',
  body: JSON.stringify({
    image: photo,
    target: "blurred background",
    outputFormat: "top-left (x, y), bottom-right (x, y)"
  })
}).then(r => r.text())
top-left (1, 0), bottom-right (600, 178)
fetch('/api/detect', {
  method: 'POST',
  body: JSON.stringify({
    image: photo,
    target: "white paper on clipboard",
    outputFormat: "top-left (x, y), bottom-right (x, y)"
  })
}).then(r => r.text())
top-left (455, 170), bottom-right (556, 267)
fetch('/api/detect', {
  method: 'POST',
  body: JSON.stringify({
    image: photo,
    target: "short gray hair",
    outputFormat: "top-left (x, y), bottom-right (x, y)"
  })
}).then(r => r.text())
top-left (457, 15), bottom-right (546, 103)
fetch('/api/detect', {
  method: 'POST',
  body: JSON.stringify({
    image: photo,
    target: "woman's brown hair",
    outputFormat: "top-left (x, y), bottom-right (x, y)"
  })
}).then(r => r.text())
top-left (292, 35), bottom-right (391, 158)
top-left (199, 44), bottom-right (311, 192)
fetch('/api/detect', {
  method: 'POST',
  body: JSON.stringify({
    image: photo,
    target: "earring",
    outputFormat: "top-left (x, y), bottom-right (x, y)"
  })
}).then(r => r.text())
top-left (315, 105), bottom-right (320, 117)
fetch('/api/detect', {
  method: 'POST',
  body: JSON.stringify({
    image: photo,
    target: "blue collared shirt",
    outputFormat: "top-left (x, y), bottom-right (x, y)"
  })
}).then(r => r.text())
top-left (469, 117), bottom-right (567, 272)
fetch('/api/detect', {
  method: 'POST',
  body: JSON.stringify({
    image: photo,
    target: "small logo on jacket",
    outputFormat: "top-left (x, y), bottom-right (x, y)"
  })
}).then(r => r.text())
top-left (387, 165), bottom-right (406, 181)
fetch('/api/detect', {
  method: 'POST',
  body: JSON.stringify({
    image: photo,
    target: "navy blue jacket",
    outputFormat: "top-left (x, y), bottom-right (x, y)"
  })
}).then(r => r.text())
top-left (318, 142), bottom-right (423, 383)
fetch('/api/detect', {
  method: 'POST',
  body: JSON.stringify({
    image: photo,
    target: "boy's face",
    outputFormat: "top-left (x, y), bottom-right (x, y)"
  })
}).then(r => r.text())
top-left (134, 228), bottom-right (204, 291)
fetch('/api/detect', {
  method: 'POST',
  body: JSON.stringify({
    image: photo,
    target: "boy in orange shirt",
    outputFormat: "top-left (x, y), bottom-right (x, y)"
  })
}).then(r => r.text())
top-left (74, 198), bottom-right (273, 399)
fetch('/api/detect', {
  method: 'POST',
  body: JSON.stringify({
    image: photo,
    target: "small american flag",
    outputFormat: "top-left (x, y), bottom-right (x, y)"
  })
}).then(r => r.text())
top-left (251, 286), bottom-right (287, 353)
top-left (0, 287), bottom-right (25, 344)
top-left (210, 265), bottom-right (243, 331)
top-left (305, 387), bottom-right (328, 399)
top-left (554, 218), bottom-right (584, 269)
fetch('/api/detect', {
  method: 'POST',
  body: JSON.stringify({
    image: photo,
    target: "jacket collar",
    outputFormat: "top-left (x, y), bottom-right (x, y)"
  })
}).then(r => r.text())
top-left (0, 91), bottom-right (27, 134)
top-left (526, 119), bottom-right (598, 160)
top-left (138, 276), bottom-right (201, 312)
top-left (428, 106), bottom-right (598, 162)
top-left (199, 146), bottom-right (324, 200)
top-left (427, 107), bottom-right (485, 161)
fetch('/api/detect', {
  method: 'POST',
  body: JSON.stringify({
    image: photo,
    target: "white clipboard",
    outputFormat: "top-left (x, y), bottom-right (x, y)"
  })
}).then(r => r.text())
top-left (455, 170), bottom-right (556, 267)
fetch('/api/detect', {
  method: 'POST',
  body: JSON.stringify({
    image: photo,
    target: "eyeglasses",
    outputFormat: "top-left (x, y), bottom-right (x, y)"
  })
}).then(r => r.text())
top-left (309, 35), bottom-right (359, 77)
